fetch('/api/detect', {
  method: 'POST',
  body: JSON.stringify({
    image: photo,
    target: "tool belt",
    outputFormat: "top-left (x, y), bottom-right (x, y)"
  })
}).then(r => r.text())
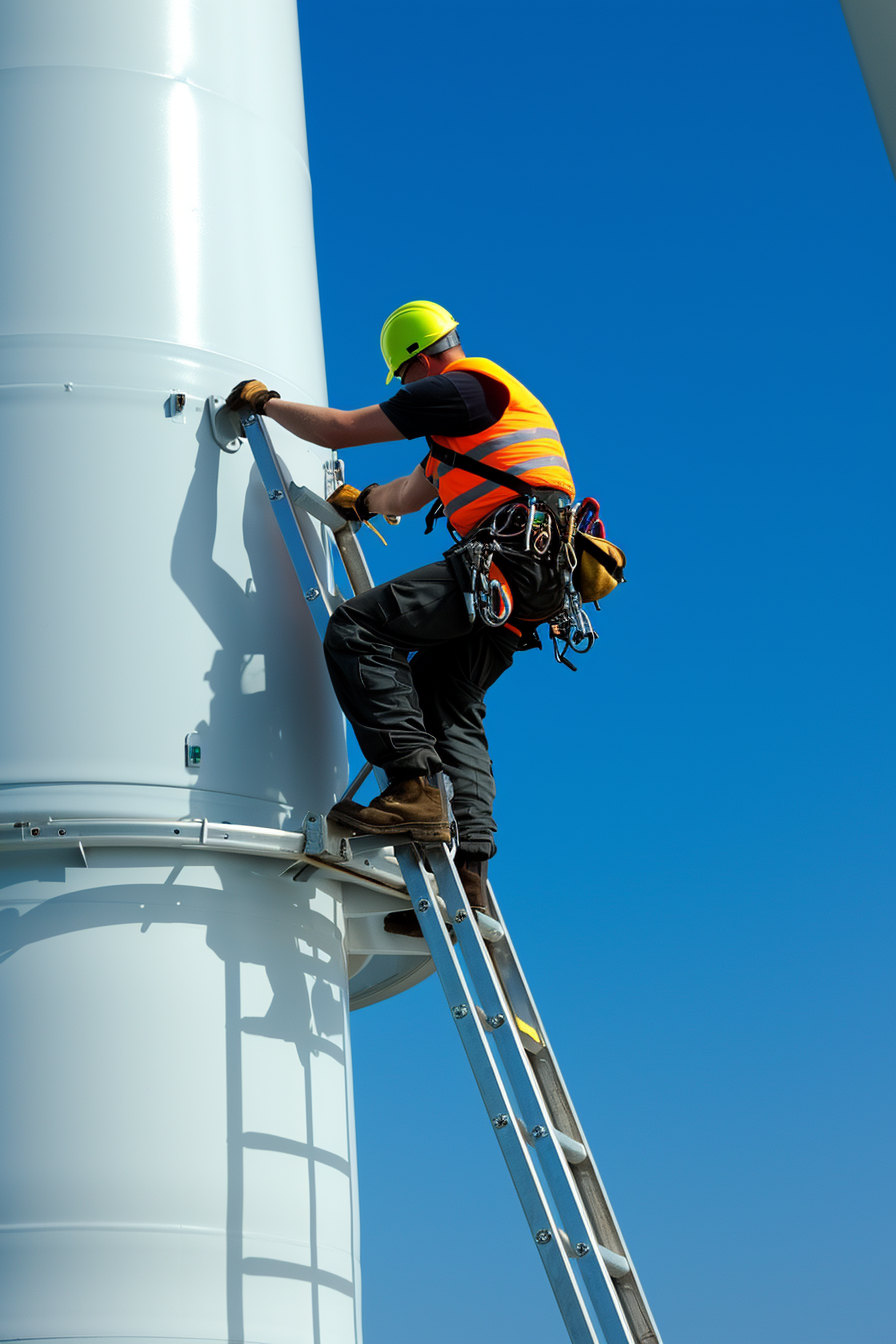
top-left (428, 444), bottom-right (626, 669)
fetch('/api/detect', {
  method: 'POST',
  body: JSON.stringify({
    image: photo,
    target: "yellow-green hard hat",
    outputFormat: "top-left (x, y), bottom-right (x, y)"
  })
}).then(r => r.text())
top-left (380, 300), bottom-right (459, 384)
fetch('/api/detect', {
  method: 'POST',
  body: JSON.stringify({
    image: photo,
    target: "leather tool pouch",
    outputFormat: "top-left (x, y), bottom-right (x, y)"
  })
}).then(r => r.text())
top-left (572, 533), bottom-right (627, 603)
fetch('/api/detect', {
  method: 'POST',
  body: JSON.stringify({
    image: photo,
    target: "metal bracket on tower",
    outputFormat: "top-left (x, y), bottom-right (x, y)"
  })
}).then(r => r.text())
top-left (302, 811), bottom-right (353, 863)
top-left (207, 395), bottom-right (242, 452)
top-left (301, 809), bottom-right (398, 865)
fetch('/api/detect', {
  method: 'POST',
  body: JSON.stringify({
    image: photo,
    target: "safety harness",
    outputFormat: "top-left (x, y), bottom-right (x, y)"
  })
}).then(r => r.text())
top-left (425, 443), bottom-right (625, 670)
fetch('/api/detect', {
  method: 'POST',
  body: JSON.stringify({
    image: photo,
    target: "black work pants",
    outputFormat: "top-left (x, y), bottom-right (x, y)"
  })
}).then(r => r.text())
top-left (323, 551), bottom-right (563, 859)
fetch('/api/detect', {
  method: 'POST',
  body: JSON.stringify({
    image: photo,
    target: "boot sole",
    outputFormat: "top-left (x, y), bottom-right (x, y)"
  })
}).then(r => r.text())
top-left (327, 810), bottom-right (450, 844)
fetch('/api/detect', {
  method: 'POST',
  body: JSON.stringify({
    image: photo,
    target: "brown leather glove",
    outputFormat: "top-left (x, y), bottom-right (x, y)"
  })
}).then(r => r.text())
top-left (224, 379), bottom-right (281, 414)
top-left (327, 483), bottom-right (399, 525)
top-left (327, 482), bottom-right (369, 521)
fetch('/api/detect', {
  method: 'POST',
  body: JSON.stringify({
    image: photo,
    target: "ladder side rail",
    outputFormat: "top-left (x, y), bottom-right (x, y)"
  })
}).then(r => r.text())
top-left (283, 480), bottom-right (376, 597)
top-left (397, 847), bottom-right (600, 1344)
top-left (486, 879), bottom-right (644, 1252)
top-left (483, 882), bottom-right (663, 1344)
top-left (301, 475), bottom-right (376, 597)
top-left (487, 894), bottom-right (627, 1248)
top-left (332, 518), bottom-right (375, 595)
top-left (427, 850), bottom-right (639, 1344)
top-left (241, 415), bottom-right (344, 637)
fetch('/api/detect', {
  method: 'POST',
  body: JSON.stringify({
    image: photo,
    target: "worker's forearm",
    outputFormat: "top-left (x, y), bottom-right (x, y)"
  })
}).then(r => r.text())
top-left (364, 481), bottom-right (405, 515)
top-left (262, 398), bottom-right (345, 447)
top-left (365, 471), bottom-right (437, 517)
top-left (263, 397), bottom-right (402, 450)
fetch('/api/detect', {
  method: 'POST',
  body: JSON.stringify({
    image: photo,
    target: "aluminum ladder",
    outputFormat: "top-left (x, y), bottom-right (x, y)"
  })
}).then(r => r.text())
top-left (237, 410), bottom-right (663, 1344)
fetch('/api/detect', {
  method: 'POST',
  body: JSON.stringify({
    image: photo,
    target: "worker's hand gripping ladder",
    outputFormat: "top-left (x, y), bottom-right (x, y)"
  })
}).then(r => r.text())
top-left (240, 412), bottom-right (663, 1344)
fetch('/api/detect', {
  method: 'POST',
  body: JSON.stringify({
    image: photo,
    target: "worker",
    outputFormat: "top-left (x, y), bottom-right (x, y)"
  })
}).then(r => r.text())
top-left (226, 301), bottom-right (575, 933)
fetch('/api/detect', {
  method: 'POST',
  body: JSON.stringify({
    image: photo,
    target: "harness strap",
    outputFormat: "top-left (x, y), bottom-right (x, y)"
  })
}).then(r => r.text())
top-left (423, 496), bottom-right (445, 535)
top-left (428, 442), bottom-right (545, 499)
top-left (427, 442), bottom-right (572, 527)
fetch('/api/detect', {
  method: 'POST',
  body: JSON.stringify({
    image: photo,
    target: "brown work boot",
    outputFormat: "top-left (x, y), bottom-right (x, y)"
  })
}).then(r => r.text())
top-left (383, 907), bottom-right (456, 941)
top-left (384, 897), bottom-right (456, 941)
top-left (455, 855), bottom-right (496, 920)
top-left (383, 907), bottom-right (425, 937)
top-left (328, 775), bottom-right (450, 843)
top-left (383, 853), bottom-right (490, 939)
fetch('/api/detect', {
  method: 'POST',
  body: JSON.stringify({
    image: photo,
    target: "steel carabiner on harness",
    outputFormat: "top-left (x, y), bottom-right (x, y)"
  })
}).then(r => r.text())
top-left (471, 543), bottom-right (512, 628)
top-left (479, 571), bottom-right (512, 627)
top-left (549, 571), bottom-right (596, 670)
top-left (444, 537), bottom-right (514, 630)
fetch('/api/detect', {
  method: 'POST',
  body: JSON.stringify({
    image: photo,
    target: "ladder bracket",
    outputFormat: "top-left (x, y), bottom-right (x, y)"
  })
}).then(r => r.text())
top-left (207, 395), bottom-right (242, 452)
top-left (302, 811), bottom-right (352, 863)
top-left (287, 479), bottom-right (355, 534)
top-left (301, 811), bottom-right (395, 865)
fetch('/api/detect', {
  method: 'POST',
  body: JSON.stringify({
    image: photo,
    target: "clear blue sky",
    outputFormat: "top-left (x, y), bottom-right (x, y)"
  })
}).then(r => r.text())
top-left (295, 3), bottom-right (894, 1340)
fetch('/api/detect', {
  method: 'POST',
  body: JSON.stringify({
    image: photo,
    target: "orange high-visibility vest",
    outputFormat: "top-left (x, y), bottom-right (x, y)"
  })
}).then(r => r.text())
top-left (424, 357), bottom-right (574, 536)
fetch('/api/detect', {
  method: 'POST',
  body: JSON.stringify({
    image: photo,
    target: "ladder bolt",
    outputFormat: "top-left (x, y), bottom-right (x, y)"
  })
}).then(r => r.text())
top-left (305, 587), bottom-right (320, 601)
top-left (454, 908), bottom-right (467, 922)
top-left (492, 1113), bottom-right (509, 1129)
top-left (534, 1229), bottom-right (552, 1244)
top-left (452, 1004), bottom-right (468, 1019)
top-left (575, 1242), bottom-right (591, 1257)
top-left (417, 898), bottom-right (430, 913)
top-left (268, 488), bottom-right (284, 501)
top-left (487, 1013), bottom-right (505, 1028)
top-left (531, 1124), bottom-right (549, 1141)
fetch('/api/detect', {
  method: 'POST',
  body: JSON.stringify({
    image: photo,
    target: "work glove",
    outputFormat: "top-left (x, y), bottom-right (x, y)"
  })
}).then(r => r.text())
top-left (328, 482), bottom-right (373, 522)
top-left (225, 379), bottom-right (281, 414)
top-left (327, 483), bottom-right (399, 526)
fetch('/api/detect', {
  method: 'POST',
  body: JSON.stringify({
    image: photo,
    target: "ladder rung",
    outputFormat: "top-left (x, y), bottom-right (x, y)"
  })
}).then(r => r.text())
top-left (518, 1118), bottom-right (586, 1167)
top-left (554, 1127), bottom-right (587, 1165)
top-left (598, 1245), bottom-right (630, 1279)
top-left (559, 1230), bottom-right (630, 1278)
top-left (474, 911), bottom-right (505, 942)
top-left (517, 1019), bottom-right (546, 1054)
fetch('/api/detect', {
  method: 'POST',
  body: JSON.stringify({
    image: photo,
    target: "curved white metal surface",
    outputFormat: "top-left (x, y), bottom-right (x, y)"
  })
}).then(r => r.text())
top-left (0, 0), bottom-right (344, 829)
top-left (0, 3), bottom-right (363, 1341)
top-left (0, 849), bottom-right (360, 1344)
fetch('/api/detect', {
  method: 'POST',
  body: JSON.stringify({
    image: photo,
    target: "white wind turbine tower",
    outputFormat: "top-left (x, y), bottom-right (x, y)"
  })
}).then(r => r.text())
top-left (0, 5), bottom-right (427, 1341)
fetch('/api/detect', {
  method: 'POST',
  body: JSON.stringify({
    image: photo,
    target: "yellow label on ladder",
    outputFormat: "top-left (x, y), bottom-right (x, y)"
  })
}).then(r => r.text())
top-left (515, 1015), bottom-right (542, 1044)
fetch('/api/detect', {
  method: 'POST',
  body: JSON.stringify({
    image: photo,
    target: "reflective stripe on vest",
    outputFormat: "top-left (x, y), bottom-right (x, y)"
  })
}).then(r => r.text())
top-left (445, 450), bottom-right (571, 521)
top-left (425, 357), bottom-right (574, 535)
top-left (430, 429), bottom-right (561, 483)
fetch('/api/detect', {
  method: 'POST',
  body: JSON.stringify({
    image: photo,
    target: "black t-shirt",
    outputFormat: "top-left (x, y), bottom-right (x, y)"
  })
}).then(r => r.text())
top-left (379, 370), bottom-right (510, 448)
